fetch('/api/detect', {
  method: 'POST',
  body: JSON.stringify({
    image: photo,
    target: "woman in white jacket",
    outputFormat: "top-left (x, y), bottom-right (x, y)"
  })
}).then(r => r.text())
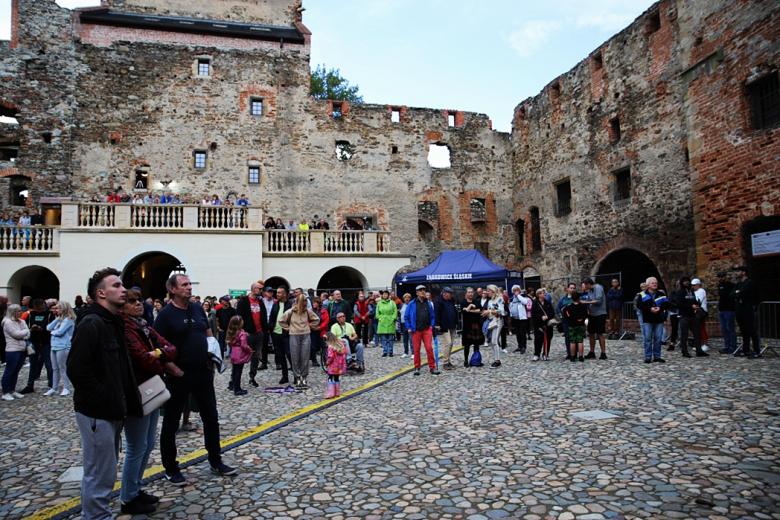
top-left (508, 285), bottom-right (529, 354)
top-left (2, 304), bottom-right (30, 401)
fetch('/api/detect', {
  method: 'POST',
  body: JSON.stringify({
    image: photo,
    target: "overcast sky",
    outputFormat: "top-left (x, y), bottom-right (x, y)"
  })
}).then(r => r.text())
top-left (0, 0), bottom-right (655, 132)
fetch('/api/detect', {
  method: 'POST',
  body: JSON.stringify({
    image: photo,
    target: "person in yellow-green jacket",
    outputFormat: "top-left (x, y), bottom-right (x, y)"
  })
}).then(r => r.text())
top-left (376, 290), bottom-right (398, 357)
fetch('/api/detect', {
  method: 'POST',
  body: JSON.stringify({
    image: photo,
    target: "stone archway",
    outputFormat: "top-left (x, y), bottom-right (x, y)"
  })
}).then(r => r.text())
top-left (8, 265), bottom-right (60, 303)
top-left (317, 266), bottom-right (367, 301)
top-left (264, 276), bottom-right (291, 292)
top-left (595, 248), bottom-right (665, 294)
top-left (121, 252), bottom-right (186, 300)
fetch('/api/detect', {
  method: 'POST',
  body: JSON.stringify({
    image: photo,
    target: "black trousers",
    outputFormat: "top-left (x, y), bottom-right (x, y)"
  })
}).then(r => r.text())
top-left (533, 325), bottom-right (553, 356)
top-left (512, 320), bottom-right (527, 351)
top-left (355, 322), bottom-right (369, 346)
top-left (247, 332), bottom-right (264, 378)
top-left (736, 308), bottom-right (760, 354)
top-left (669, 315), bottom-right (679, 345)
top-left (232, 362), bottom-right (245, 392)
top-left (160, 368), bottom-right (222, 471)
top-left (678, 316), bottom-right (701, 352)
top-left (271, 333), bottom-right (290, 381)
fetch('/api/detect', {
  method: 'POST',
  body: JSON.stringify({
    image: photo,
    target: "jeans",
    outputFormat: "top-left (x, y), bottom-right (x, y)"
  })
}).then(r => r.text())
top-left (642, 322), bottom-right (665, 360)
top-left (562, 320), bottom-right (571, 355)
top-left (247, 332), bottom-right (264, 379)
top-left (2, 351), bottom-right (26, 394)
top-left (719, 310), bottom-right (737, 351)
top-left (76, 412), bottom-right (122, 520)
top-left (412, 327), bottom-right (436, 370)
top-left (120, 408), bottom-right (160, 503)
top-left (637, 311), bottom-right (644, 341)
top-left (310, 331), bottom-right (322, 363)
top-left (402, 329), bottom-right (411, 355)
top-left (271, 333), bottom-right (291, 381)
top-left (218, 330), bottom-right (227, 357)
top-left (28, 342), bottom-right (53, 388)
top-left (346, 342), bottom-right (365, 366)
top-left (160, 368), bottom-right (222, 472)
top-left (379, 333), bottom-right (394, 356)
top-left (51, 348), bottom-right (71, 391)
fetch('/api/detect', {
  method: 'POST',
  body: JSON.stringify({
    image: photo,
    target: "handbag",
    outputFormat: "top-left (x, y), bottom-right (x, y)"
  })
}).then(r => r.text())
top-left (138, 375), bottom-right (170, 416)
top-left (469, 348), bottom-right (483, 367)
top-left (26, 341), bottom-right (35, 356)
top-left (487, 318), bottom-right (499, 330)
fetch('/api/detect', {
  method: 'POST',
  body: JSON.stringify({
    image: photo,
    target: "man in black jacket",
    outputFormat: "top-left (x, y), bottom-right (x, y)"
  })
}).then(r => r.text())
top-left (66, 268), bottom-right (143, 520)
top-left (269, 287), bottom-right (293, 384)
top-left (674, 275), bottom-right (705, 358)
top-left (235, 282), bottom-right (265, 387)
top-left (716, 271), bottom-right (737, 354)
top-left (434, 287), bottom-right (458, 370)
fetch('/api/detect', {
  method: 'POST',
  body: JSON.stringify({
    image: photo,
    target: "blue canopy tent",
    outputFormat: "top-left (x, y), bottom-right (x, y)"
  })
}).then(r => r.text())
top-left (394, 250), bottom-right (524, 297)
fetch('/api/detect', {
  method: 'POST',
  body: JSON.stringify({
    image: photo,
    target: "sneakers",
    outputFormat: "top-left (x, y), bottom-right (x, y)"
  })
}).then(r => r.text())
top-left (514, 348), bottom-right (523, 353)
top-left (682, 351), bottom-right (692, 358)
top-left (381, 353), bottom-right (387, 357)
top-left (464, 360), bottom-right (470, 367)
top-left (696, 351), bottom-right (709, 357)
top-left (489, 361), bottom-right (501, 369)
top-left (748, 353), bottom-right (762, 359)
top-left (19, 386), bottom-right (34, 394)
top-left (502, 349), bottom-right (508, 354)
top-left (259, 364), bottom-right (268, 371)
top-left (1, 394), bottom-right (13, 401)
top-left (443, 363), bottom-right (454, 370)
top-left (542, 355), bottom-right (548, 361)
top-left (644, 359), bottom-right (652, 364)
top-left (43, 388), bottom-right (57, 396)
top-left (61, 388), bottom-right (70, 396)
top-left (532, 356), bottom-right (539, 361)
top-left (401, 353), bottom-right (408, 358)
top-left (578, 356), bottom-right (584, 362)
top-left (570, 356), bottom-right (577, 363)
top-left (389, 354), bottom-right (394, 357)
top-left (653, 358), bottom-right (666, 363)
top-left (12, 392), bottom-right (24, 399)
top-left (414, 368), bottom-right (421, 376)
top-left (719, 348), bottom-right (735, 354)
top-left (136, 490), bottom-right (160, 505)
top-left (278, 378), bottom-right (289, 385)
top-left (430, 369), bottom-right (441, 375)
top-left (210, 462), bottom-right (238, 476)
top-left (165, 470), bottom-right (187, 486)
top-left (234, 390), bottom-right (248, 396)
top-left (227, 381), bottom-right (234, 391)
top-left (181, 421), bottom-right (196, 431)
top-left (599, 353), bottom-right (608, 360)
top-left (121, 496), bottom-right (156, 515)
top-left (584, 352), bottom-right (596, 359)
top-left (249, 378), bottom-right (259, 388)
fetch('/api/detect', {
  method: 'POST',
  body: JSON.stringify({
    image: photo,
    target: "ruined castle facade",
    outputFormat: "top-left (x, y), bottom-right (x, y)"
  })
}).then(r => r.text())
top-left (1, 0), bottom-right (778, 294)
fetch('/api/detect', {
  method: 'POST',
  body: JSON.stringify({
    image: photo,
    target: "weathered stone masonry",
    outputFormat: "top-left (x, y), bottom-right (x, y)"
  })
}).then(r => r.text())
top-left (1, 0), bottom-right (778, 292)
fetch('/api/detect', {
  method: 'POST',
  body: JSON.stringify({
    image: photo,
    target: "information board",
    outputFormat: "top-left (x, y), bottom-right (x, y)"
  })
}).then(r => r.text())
top-left (752, 229), bottom-right (780, 257)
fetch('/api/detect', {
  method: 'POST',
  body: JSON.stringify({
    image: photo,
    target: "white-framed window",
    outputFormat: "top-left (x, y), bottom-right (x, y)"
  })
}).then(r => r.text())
top-left (248, 167), bottom-right (260, 184)
top-left (194, 151), bottom-right (207, 168)
top-left (250, 98), bottom-right (264, 116)
top-left (198, 59), bottom-right (210, 76)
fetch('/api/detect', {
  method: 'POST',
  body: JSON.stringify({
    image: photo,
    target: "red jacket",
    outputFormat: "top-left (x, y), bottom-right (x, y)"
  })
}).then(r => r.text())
top-left (354, 300), bottom-right (370, 324)
top-left (120, 314), bottom-right (178, 385)
top-left (229, 330), bottom-right (253, 364)
top-left (316, 307), bottom-right (330, 337)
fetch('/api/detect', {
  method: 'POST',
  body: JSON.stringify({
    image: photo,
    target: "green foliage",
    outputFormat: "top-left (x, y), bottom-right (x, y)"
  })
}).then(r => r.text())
top-left (310, 64), bottom-right (364, 103)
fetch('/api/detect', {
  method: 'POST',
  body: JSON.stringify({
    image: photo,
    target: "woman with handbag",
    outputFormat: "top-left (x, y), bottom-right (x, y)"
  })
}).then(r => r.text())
top-left (119, 289), bottom-right (178, 515)
top-left (280, 295), bottom-right (320, 389)
top-left (532, 288), bottom-right (556, 361)
top-left (481, 285), bottom-right (506, 369)
top-left (2, 304), bottom-right (30, 401)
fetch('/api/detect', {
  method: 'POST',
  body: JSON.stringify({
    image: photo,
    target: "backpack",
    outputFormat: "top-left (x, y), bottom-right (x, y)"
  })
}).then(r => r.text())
top-left (469, 348), bottom-right (483, 367)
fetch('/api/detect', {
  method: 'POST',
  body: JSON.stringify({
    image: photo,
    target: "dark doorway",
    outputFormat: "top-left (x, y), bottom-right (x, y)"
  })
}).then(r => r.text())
top-left (264, 276), bottom-right (291, 292)
top-left (11, 266), bottom-right (59, 301)
top-left (317, 266), bottom-right (366, 301)
top-left (743, 216), bottom-right (780, 299)
top-left (122, 252), bottom-right (185, 300)
top-left (596, 248), bottom-right (663, 295)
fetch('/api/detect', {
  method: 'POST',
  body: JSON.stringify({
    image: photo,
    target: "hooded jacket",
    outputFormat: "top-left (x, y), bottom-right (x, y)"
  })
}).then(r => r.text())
top-left (673, 276), bottom-right (699, 319)
top-left (67, 303), bottom-right (143, 421)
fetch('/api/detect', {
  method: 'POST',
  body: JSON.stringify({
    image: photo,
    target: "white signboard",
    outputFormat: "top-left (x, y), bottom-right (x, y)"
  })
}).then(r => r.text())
top-left (752, 229), bottom-right (780, 257)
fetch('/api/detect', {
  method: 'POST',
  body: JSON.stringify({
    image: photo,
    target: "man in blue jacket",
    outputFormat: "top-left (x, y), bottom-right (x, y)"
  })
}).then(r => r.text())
top-left (435, 287), bottom-right (458, 370)
top-left (404, 285), bottom-right (439, 376)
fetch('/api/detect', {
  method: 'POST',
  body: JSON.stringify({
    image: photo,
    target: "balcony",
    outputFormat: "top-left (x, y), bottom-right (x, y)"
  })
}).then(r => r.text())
top-left (263, 229), bottom-right (392, 255)
top-left (0, 226), bottom-right (58, 253)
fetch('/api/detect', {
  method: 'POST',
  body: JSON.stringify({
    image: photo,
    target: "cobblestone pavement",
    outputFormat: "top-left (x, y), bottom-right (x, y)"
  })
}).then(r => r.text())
top-left (1, 335), bottom-right (779, 520)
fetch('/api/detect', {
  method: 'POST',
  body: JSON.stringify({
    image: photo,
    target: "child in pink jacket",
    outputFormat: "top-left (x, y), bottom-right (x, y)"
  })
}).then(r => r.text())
top-left (324, 332), bottom-right (347, 399)
top-left (227, 316), bottom-right (252, 396)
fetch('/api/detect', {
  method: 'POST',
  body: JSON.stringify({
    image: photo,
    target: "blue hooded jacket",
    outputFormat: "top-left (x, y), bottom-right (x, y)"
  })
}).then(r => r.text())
top-left (404, 298), bottom-right (436, 333)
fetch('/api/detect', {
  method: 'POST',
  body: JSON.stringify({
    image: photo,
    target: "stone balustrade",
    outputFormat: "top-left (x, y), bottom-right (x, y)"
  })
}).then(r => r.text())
top-left (263, 229), bottom-right (391, 255)
top-left (0, 225), bottom-right (59, 253)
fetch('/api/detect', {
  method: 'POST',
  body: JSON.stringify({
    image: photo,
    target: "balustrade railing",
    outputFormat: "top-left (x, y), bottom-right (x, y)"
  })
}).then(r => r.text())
top-left (324, 230), bottom-right (364, 253)
top-left (198, 206), bottom-right (248, 230)
top-left (79, 203), bottom-right (116, 227)
top-left (265, 230), bottom-right (311, 252)
top-left (0, 226), bottom-right (57, 252)
top-left (130, 204), bottom-right (185, 229)
top-left (377, 232), bottom-right (390, 253)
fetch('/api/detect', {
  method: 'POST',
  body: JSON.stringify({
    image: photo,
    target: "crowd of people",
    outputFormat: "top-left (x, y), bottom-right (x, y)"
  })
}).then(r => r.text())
top-left (0, 264), bottom-right (764, 519)
top-left (89, 190), bottom-right (252, 207)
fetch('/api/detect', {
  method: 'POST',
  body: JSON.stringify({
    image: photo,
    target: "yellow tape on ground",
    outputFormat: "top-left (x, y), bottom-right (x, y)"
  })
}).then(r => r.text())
top-left (22, 346), bottom-right (461, 520)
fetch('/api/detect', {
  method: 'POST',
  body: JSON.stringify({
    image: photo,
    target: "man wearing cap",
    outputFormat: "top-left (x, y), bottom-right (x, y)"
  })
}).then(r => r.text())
top-left (404, 285), bottom-right (439, 376)
top-left (731, 266), bottom-right (761, 358)
top-left (716, 272), bottom-right (737, 354)
top-left (434, 287), bottom-right (458, 370)
top-left (216, 296), bottom-right (237, 357)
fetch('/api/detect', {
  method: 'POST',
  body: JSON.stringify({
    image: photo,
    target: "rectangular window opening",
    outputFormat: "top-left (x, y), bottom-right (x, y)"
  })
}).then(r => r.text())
top-left (391, 109), bottom-right (400, 123)
top-left (551, 82), bottom-right (561, 102)
top-left (749, 71), bottom-right (780, 130)
top-left (647, 11), bottom-right (661, 34)
top-left (530, 208), bottom-right (541, 251)
top-left (593, 52), bottom-right (603, 71)
top-left (250, 98), bottom-right (264, 116)
top-left (474, 242), bottom-right (490, 259)
top-left (332, 102), bottom-right (343, 118)
top-left (391, 145), bottom-right (398, 154)
top-left (197, 59), bottom-right (210, 76)
top-left (248, 167), bottom-right (260, 184)
top-left (615, 169), bottom-right (632, 202)
top-left (555, 181), bottom-right (572, 216)
top-left (0, 142), bottom-right (19, 162)
top-left (194, 151), bottom-right (207, 169)
top-left (134, 170), bottom-right (149, 190)
top-left (610, 117), bottom-right (621, 143)
top-left (448, 114), bottom-right (456, 127)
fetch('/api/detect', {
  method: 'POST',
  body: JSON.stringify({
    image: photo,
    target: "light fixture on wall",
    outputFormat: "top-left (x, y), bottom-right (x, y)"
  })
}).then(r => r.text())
top-left (160, 179), bottom-right (173, 187)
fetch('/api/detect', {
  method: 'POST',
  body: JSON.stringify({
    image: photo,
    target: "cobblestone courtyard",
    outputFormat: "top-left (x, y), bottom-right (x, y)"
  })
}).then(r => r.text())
top-left (1, 336), bottom-right (778, 520)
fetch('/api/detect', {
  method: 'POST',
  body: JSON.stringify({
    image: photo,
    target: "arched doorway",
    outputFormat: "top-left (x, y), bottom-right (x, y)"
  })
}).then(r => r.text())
top-left (264, 276), bottom-right (290, 292)
top-left (523, 266), bottom-right (541, 290)
top-left (8, 266), bottom-right (60, 303)
top-left (122, 252), bottom-right (186, 300)
top-left (595, 248), bottom-right (664, 294)
top-left (317, 266), bottom-right (367, 301)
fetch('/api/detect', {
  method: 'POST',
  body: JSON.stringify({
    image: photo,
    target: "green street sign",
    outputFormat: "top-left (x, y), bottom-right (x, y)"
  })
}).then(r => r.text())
top-left (229, 289), bottom-right (249, 298)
